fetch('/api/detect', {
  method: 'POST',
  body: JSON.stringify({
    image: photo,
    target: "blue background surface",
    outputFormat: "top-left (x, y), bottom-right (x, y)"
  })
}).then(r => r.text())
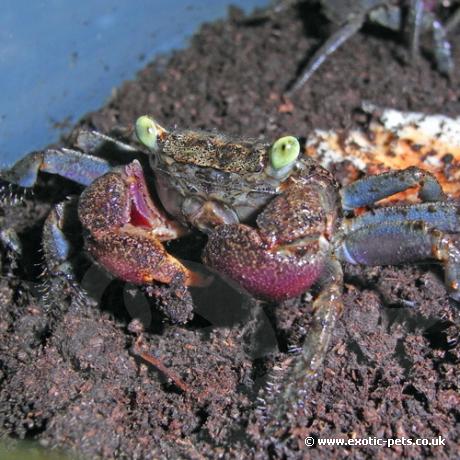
top-left (0, 0), bottom-right (268, 165)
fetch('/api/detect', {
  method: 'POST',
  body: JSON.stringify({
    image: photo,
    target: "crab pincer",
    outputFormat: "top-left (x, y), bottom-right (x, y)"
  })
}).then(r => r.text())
top-left (203, 169), bottom-right (338, 302)
top-left (78, 159), bottom-right (205, 288)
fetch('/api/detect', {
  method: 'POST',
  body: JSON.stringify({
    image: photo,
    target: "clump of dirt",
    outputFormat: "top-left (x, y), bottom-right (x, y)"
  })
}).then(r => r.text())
top-left (0, 3), bottom-right (459, 459)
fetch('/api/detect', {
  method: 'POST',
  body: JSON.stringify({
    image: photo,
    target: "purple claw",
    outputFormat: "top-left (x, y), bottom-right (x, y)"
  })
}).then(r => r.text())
top-left (204, 224), bottom-right (326, 301)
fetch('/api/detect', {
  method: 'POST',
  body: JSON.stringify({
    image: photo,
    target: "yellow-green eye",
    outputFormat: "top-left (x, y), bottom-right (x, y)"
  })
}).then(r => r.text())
top-left (135, 115), bottom-right (161, 150)
top-left (270, 136), bottom-right (300, 170)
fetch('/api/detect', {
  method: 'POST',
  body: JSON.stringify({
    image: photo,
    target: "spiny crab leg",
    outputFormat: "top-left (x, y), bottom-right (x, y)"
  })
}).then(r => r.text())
top-left (78, 160), bottom-right (207, 288)
top-left (264, 259), bottom-right (343, 421)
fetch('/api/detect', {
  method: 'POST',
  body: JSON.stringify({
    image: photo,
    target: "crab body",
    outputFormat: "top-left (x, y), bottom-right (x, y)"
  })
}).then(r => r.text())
top-left (77, 123), bottom-right (340, 302)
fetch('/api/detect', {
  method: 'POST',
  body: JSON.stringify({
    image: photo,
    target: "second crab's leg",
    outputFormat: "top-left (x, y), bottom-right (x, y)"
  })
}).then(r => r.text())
top-left (446, 7), bottom-right (460, 33)
top-left (431, 16), bottom-right (454, 76)
top-left (287, 14), bottom-right (364, 95)
top-left (408, 0), bottom-right (425, 62)
top-left (408, 0), bottom-right (453, 76)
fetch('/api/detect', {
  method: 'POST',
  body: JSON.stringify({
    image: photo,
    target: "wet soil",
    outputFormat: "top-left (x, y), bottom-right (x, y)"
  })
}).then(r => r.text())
top-left (1, 2), bottom-right (460, 459)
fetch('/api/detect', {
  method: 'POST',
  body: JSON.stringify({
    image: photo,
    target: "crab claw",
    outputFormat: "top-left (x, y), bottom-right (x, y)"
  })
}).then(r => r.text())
top-left (203, 225), bottom-right (327, 301)
top-left (78, 160), bottom-right (207, 287)
top-left (203, 180), bottom-right (337, 301)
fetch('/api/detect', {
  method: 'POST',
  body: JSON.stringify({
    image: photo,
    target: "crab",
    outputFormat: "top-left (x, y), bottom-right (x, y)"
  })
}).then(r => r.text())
top-left (1, 106), bottom-right (460, 399)
top-left (256, 0), bottom-right (460, 94)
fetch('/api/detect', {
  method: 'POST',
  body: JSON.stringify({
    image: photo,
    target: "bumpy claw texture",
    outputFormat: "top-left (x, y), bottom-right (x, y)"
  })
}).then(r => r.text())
top-left (204, 178), bottom-right (338, 300)
top-left (78, 160), bottom-right (197, 287)
top-left (204, 223), bottom-right (326, 301)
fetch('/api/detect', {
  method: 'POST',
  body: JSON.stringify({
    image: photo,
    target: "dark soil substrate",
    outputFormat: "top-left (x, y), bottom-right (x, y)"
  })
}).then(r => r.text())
top-left (1, 3), bottom-right (459, 459)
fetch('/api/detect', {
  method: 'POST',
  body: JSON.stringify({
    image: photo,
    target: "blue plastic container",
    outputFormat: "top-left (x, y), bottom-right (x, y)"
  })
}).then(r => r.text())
top-left (0, 0), bottom-right (268, 165)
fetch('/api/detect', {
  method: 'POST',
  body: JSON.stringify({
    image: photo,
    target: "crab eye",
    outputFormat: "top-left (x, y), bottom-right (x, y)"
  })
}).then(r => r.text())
top-left (270, 136), bottom-right (300, 170)
top-left (135, 115), bottom-right (160, 150)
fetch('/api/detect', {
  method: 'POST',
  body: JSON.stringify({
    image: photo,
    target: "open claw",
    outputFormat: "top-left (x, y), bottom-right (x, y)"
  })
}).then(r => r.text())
top-left (79, 160), bottom-right (207, 288)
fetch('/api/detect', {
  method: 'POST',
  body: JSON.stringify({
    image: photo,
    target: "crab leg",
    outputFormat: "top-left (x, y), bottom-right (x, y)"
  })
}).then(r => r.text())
top-left (290, 259), bottom-right (342, 377)
top-left (337, 166), bottom-right (460, 299)
top-left (0, 149), bottom-right (111, 188)
top-left (269, 259), bottom-right (343, 419)
top-left (340, 167), bottom-right (445, 210)
top-left (335, 221), bottom-right (460, 300)
top-left (287, 15), bottom-right (364, 95)
top-left (0, 228), bottom-right (22, 258)
top-left (408, 0), bottom-right (453, 76)
top-left (344, 202), bottom-right (460, 233)
top-left (430, 15), bottom-right (453, 76)
top-left (36, 198), bottom-right (99, 309)
top-left (0, 129), bottom-right (139, 188)
top-left (0, 224), bottom-right (22, 272)
top-left (446, 7), bottom-right (460, 33)
top-left (68, 129), bottom-right (139, 156)
top-left (42, 198), bottom-right (80, 281)
top-left (408, 0), bottom-right (424, 62)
